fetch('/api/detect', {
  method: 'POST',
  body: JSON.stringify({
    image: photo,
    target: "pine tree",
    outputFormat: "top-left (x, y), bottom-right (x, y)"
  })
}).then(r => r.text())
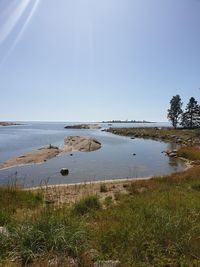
top-left (167, 95), bottom-right (183, 128)
top-left (181, 97), bottom-right (200, 128)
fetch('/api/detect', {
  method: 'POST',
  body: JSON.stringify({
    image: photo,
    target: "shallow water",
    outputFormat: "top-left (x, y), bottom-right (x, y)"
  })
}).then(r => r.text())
top-left (0, 122), bottom-right (185, 187)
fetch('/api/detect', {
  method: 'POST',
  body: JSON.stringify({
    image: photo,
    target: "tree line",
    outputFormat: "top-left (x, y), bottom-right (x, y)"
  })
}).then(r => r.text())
top-left (167, 95), bottom-right (200, 129)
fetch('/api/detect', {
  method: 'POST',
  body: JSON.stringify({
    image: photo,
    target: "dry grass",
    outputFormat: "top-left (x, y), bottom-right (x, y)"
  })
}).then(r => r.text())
top-left (178, 146), bottom-right (200, 161)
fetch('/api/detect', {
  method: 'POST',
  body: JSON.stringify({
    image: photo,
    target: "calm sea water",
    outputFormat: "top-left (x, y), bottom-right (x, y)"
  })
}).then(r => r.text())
top-left (0, 122), bottom-right (186, 187)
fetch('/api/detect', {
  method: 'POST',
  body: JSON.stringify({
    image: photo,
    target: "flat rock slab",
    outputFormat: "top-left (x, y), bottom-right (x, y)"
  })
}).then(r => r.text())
top-left (64, 136), bottom-right (101, 152)
top-left (0, 147), bottom-right (60, 170)
top-left (0, 136), bottom-right (102, 170)
top-left (64, 124), bottom-right (101, 129)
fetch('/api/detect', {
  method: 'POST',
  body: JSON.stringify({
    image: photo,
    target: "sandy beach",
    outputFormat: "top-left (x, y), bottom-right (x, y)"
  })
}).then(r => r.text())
top-left (27, 158), bottom-right (193, 205)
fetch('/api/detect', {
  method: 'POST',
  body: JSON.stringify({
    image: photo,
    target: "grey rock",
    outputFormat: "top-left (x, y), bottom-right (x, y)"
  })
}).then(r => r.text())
top-left (94, 260), bottom-right (121, 267)
top-left (168, 152), bottom-right (177, 157)
top-left (48, 256), bottom-right (78, 267)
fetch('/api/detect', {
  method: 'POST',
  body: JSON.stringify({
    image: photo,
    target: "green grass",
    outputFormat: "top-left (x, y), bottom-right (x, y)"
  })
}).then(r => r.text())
top-left (2, 167), bottom-right (200, 265)
top-left (0, 187), bottom-right (42, 226)
top-left (107, 127), bottom-right (196, 136)
top-left (88, 168), bottom-right (200, 266)
top-left (0, 187), bottom-right (42, 210)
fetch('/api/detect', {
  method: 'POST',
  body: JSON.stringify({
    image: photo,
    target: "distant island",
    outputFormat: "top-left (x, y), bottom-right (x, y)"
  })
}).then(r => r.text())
top-left (102, 120), bottom-right (154, 124)
top-left (64, 124), bottom-right (101, 129)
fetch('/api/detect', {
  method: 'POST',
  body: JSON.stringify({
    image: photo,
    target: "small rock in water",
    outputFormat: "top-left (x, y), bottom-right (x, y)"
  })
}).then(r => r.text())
top-left (132, 153), bottom-right (136, 156)
top-left (60, 168), bottom-right (69, 176)
top-left (70, 153), bottom-right (73, 156)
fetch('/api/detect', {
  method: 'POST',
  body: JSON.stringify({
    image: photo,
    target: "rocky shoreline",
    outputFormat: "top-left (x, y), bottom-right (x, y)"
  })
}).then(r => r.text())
top-left (0, 122), bottom-right (21, 126)
top-left (106, 127), bottom-right (200, 146)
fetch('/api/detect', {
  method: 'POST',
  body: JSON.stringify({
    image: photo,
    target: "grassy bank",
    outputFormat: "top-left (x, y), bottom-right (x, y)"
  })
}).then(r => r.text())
top-left (106, 127), bottom-right (200, 146)
top-left (1, 165), bottom-right (200, 266)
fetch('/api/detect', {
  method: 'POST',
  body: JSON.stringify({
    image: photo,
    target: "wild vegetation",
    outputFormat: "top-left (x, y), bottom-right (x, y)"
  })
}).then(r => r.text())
top-left (1, 160), bottom-right (200, 266)
top-left (106, 127), bottom-right (200, 146)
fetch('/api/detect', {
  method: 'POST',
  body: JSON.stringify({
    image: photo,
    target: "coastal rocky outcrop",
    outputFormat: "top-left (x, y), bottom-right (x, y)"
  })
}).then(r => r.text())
top-left (0, 122), bottom-right (21, 126)
top-left (64, 124), bottom-right (101, 129)
top-left (0, 146), bottom-right (60, 170)
top-left (64, 136), bottom-right (101, 152)
top-left (0, 136), bottom-right (101, 170)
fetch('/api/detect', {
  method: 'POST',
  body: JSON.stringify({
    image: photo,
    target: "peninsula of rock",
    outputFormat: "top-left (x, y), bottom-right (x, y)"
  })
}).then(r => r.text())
top-left (0, 136), bottom-right (101, 170)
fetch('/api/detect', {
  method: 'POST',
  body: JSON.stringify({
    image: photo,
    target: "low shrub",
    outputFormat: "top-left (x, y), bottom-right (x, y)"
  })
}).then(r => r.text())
top-left (72, 195), bottom-right (101, 216)
top-left (177, 146), bottom-right (200, 161)
top-left (100, 184), bottom-right (108, 193)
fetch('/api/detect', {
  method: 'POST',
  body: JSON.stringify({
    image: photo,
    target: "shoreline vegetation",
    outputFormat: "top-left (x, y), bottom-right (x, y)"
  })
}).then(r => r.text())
top-left (106, 127), bottom-right (200, 146)
top-left (1, 160), bottom-right (200, 265)
top-left (0, 136), bottom-right (101, 170)
top-left (101, 119), bottom-right (154, 123)
top-left (1, 126), bottom-right (200, 266)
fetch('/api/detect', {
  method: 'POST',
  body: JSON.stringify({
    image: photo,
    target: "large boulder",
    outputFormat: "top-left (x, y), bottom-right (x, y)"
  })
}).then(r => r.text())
top-left (64, 136), bottom-right (101, 152)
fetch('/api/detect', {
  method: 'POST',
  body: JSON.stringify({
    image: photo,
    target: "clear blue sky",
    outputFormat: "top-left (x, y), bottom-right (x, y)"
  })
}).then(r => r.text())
top-left (0, 0), bottom-right (200, 122)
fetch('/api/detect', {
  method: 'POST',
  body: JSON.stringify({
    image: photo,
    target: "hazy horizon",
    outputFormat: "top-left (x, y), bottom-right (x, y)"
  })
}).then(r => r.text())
top-left (0, 119), bottom-right (169, 123)
top-left (0, 0), bottom-right (200, 122)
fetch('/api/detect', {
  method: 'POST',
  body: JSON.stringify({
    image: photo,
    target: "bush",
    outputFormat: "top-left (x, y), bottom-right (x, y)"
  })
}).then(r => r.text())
top-left (100, 184), bottom-right (108, 193)
top-left (177, 146), bottom-right (200, 160)
top-left (72, 195), bottom-right (101, 216)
